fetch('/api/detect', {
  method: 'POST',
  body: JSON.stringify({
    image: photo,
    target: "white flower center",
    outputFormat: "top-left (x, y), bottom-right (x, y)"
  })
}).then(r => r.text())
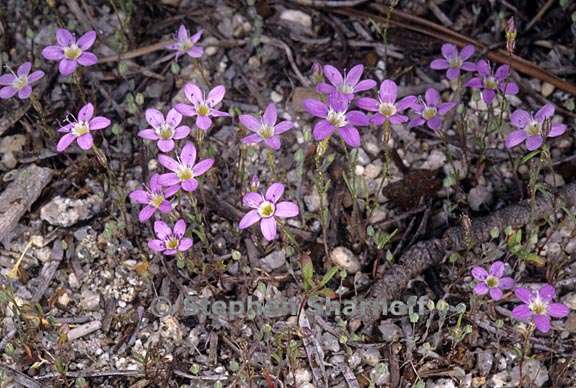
top-left (526, 120), bottom-right (541, 136)
top-left (484, 76), bottom-right (498, 90)
top-left (327, 110), bottom-right (347, 128)
top-left (177, 166), bottom-right (194, 180)
top-left (485, 276), bottom-right (499, 288)
top-left (180, 40), bottom-right (194, 51)
top-left (64, 44), bottom-right (82, 60)
top-left (196, 104), bottom-right (210, 116)
top-left (422, 106), bottom-right (437, 120)
top-left (449, 56), bottom-right (462, 68)
top-left (150, 193), bottom-right (165, 208)
top-left (258, 201), bottom-right (275, 218)
top-left (72, 121), bottom-right (90, 137)
top-left (259, 124), bottom-right (274, 139)
top-left (379, 102), bottom-right (397, 117)
top-left (156, 124), bottom-right (174, 140)
top-left (338, 83), bottom-right (354, 94)
top-left (13, 76), bottom-right (28, 90)
top-left (529, 296), bottom-right (548, 315)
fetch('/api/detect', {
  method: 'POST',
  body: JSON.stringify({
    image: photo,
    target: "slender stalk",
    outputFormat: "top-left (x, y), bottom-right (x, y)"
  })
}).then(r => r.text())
top-left (266, 149), bottom-right (276, 180)
top-left (72, 71), bottom-right (87, 104)
top-left (314, 138), bottom-right (331, 261)
top-left (30, 94), bottom-right (55, 138)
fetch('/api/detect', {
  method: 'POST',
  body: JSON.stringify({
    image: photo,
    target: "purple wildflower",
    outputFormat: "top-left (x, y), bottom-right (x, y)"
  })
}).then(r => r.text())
top-left (148, 219), bottom-right (193, 256)
top-left (138, 108), bottom-right (191, 152)
top-left (471, 261), bottom-right (515, 301)
top-left (157, 142), bottom-right (213, 192)
top-left (430, 43), bottom-right (476, 80)
top-left (42, 29), bottom-right (97, 76)
top-left (167, 25), bottom-right (203, 59)
top-left (303, 93), bottom-right (369, 147)
top-left (240, 103), bottom-right (293, 150)
top-left (505, 104), bottom-right (567, 151)
top-left (465, 59), bottom-right (518, 104)
top-left (408, 88), bottom-right (456, 131)
top-left (512, 284), bottom-right (569, 333)
top-left (356, 80), bottom-right (416, 125)
top-left (0, 62), bottom-right (45, 100)
top-left (129, 174), bottom-right (178, 222)
top-left (239, 182), bottom-right (299, 241)
top-left (175, 83), bottom-right (229, 132)
top-left (316, 64), bottom-right (376, 100)
top-left (56, 103), bottom-right (111, 152)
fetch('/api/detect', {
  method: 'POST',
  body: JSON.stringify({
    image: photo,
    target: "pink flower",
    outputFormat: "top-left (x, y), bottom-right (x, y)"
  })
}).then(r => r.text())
top-left (138, 108), bottom-right (191, 152)
top-left (303, 93), bottom-right (369, 147)
top-left (512, 284), bottom-right (569, 333)
top-left (465, 59), bottom-right (518, 104)
top-left (0, 62), bottom-right (44, 100)
top-left (430, 43), bottom-right (476, 80)
top-left (167, 25), bottom-right (203, 59)
top-left (240, 103), bottom-right (293, 150)
top-left (42, 28), bottom-right (97, 76)
top-left (175, 83), bottom-right (229, 132)
top-left (316, 64), bottom-right (376, 100)
top-left (157, 142), bottom-right (213, 192)
top-left (505, 104), bottom-right (567, 151)
top-left (239, 182), bottom-right (299, 241)
top-left (148, 219), bottom-right (193, 256)
top-left (56, 103), bottom-right (111, 151)
top-left (129, 174), bottom-right (178, 222)
top-left (408, 88), bottom-right (456, 131)
top-left (356, 80), bottom-right (416, 125)
top-left (471, 261), bottom-right (515, 301)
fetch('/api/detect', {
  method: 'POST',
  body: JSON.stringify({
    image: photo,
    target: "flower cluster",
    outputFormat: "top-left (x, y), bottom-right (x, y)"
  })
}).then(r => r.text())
top-left (471, 262), bottom-right (569, 333)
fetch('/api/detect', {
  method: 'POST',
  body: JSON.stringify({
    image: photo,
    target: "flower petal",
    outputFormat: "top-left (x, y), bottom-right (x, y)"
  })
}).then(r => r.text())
top-left (505, 130), bottom-right (527, 149)
top-left (338, 126), bottom-right (361, 147)
top-left (262, 103), bottom-right (277, 126)
top-left (274, 120), bottom-right (293, 135)
top-left (129, 189), bottom-right (149, 204)
top-left (424, 88), bottom-right (441, 106)
top-left (18, 86), bottom-right (32, 99)
top-left (166, 108), bottom-right (182, 127)
top-left (533, 315), bottom-right (551, 333)
top-left (275, 201), bottom-right (299, 218)
top-left (207, 85), bottom-right (225, 105)
top-left (495, 64), bottom-right (510, 81)
top-left (489, 288), bottom-right (503, 301)
top-left (379, 80), bottom-right (398, 104)
top-left (138, 129), bottom-right (159, 140)
top-left (89, 116), bottom-right (111, 130)
top-left (465, 77), bottom-right (482, 88)
top-left (474, 283), bottom-right (489, 295)
top-left (174, 219), bottom-right (186, 237)
top-left (510, 109), bottom-right (531, 128)
top-left (139, 206), bottom-right (156, 222)
top-left (59, 59), bottom-right (77, 76)
top-left (323, 64), bottom-right (343, 87)
top-left (499, 277), bottom-right (515, 289)
top-left (158, 139), bottom-right (175, 152)
top-left (17, 62), bottom-right (31, 77)
top-left (179, 238), bottom-right (193, 251)
top-left (264, 136), bottom-right (281, 150)
top-left (526, 135), bottom-right (544, 151)
top-left (355, 97), bottom-right (379, 112)
top-left (28, 70), bottom-right (45, 83)
top-left (303, 99), bottom-right (328, 118)
top-left (460, 45), bottom-right (475, 60)
top-left (446, 67), bottom-right (460, 80)
top-left (77, 51), bottom-right (97, 66)
top-left (148, 239), bottom-right (165, 252)
top-left (240, 114), bottom-right (261, 132)
top-left (158, 155), bottom-right (180, 172)
top-left (548, 303), bottom-right (569, 318)
top-left (146, 108), bottom-right (164, 129)
top-left (397, 95), bottom-right (417, 111)
top-left (77, 31), bottom-right (97, 50)
top-left (476, 59), bottom-right (490, 76)
top-left (56, 133), bottom-right (76, 152)
top-left (265, 183), bottom-right (285, 203)
top-left (184, 83), bottom-right (203, 105)
top-left (430, 59), bottom-right (449, 70)
top-left (512, 304), bottom-right (532, 321)
top-left (345, 64), bottom-right (364, 86)
top-left (56, 28), bottom-right (75, 46)
top-left (196, 115), bottom-right (212, 130)
top-left (158, 173), bottom-right (180, 186)
top-left (243, 192), bottom-right (264, 208)
top-left (187, 46), bottom-right (203, 58)
top-left (154, 220), bottom-right (172, 240)
top-left (346, 111), bottom-right (369, 126)
top-left (441, 43), bottom-right (457, 59)
top-left (260, 217), bottom-right (277, 241)
top-left (471, 266), bottom-right (488, 281)
top-left (535, 104), bottom-right (555, 122)
top-left (313, 120), bottom-right (335, 140)
top-left (76, 133), bottom-right (93, 150)
top-left (489, 261), bottom-right (505, 277)
top-left (173, 125), bottom-right (191, 139)
top-left (177, 25), bottom-right (189, 41)
top-left (242, 133), bottom-right (263, 144)
top-left (538, 284), bottom-right (556, 301)
top-left (182, 178), bottom-right (199, 192)
top-left (515, 288), bottom-right (533, 304)
top-left (180, 142), bottom-right (197, 165)
top-left (548, 123), bottom-right (566, 138)
top-left (175, 103), bottom-right (196, 117)
top-left (42, 46), bottom-right (64, 60)
top-left (192, 159), bottom-right (214, 176)
top-left (239, 209), bottom-right (260, 229)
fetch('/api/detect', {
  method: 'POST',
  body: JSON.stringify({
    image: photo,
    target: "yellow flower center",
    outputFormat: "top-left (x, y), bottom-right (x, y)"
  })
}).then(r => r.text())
top-left (422, 107), bottom-right (437, 120)
top-left (379, 102), bottom-right (397, 117)
top-left (526, 121), bottom-right (541, 136)
top-left (13, 76), bottom-right (28, 90)
top-left (64, 45), bottom-right (82, 60)
top-left (258, 201), bottom-right (275, 218)
top-left (529, 297), bottom-right (548, 315)
top-left (181, 40), bottom-right (194, 51)
top-left (259, 124), bottom-right (274, 139)
top-left (196, 104), bottom-right (210, 116)
top-left (449, 57), bottom-right (462, 68)
top-left (338, 84), bottom-right (354, 94)
top-left (150, 194), bottom-right (165, 208)
top-left (177, 166), bottom-right (194, 180)
top-left (484, 76), bottom-right (498, 90)
top-left (165, 238), bottom-right (179, 250)
top-left (327, 110), bottom-right (347, 128)
top-left (72, 121), bottom-right (90, 137)
top-left (486, 276), bottom-right (499, 288)
top-left (157, 125), bottom-right (173, 140)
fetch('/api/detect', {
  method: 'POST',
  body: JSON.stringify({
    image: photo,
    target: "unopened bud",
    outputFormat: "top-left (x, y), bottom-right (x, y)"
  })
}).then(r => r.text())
top-left (310, 62), bottom-right (324, 85)
top-left (505, 17), bottom-right (517, 54)
top-left (250, 175), bottom-right (260, 191)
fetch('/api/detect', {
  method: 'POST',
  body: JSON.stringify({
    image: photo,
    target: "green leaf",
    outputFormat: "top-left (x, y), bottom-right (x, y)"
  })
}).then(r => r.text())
top-left (318, 266), bottom-right (339, 288)
top-left (521, 149), bottom-right (541, 165)
top-left (300, 255), bottom-right (315, 291)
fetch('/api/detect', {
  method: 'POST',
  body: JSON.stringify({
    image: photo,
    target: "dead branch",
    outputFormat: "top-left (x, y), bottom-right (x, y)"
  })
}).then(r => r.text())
top-left (363, 182), bottom-right (576, 326)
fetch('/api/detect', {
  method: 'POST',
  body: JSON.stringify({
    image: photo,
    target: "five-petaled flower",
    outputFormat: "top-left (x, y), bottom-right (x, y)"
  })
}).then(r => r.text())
top-left (430, 43), bottom-right (476, 80)
top-left (148, 219), bottom-right (193, 256)
top-left (512, 284), bottom-right (569, 333)
top-left (409, 88), bottom-right (456, 131)
top-left (129, 174), bottom-right (178, 222)
top-left (465, 59), bottom-right (518, 104)
top-left (138, 108), bottom-right (191, 152)
top-left (0, 62), bottom-right (45, 100)
top-left (316, 64), bottom-right (376, 100)
top-left (42, 28), bottom-right (97, 76)
top-left (56, 103), bottom-right (111, 151)
top-left (471, 261), bottom-right (515, 301)
top-left (158, 142), bottom-right (214, 192)
top-left (239, 182), bottom-right (299, 241)
top-left (505, 104), bottom-right (567, 151)
top-left (304, 93), bottom-right (369, 147)
top-left (168, 25), bottom-right (203, 59)
top-left (175, 83), bottom-right (229, 132)
top-left (356, 80), bottom-right (416, 125)
top-left (240, 103), bottom-right (293, 150)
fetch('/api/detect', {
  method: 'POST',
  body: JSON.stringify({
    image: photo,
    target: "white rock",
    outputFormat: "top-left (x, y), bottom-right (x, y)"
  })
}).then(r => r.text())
top-left (541, 82), bottom-right (555, 97)
top-left (360, 347), bottom-right (380, 366)
top-left (377, 321), bottom-right (402, 342)
top-left (364, 163), bottom-right (382, 179)
top-left (330, 247), bottom-right (361, 274)
top-left (428, 378), bottom-right (456, 388)
top-left (468, 185), bottom-right (493, 211)
top-left (321, 332), bottom-right (340, 353)
top-left (422, 150), bottom-right (446, 170)
top-left (270, 91), bottom-right (283, 103)
top-left (260, 250), bottom-right (286, 271)
top-left (80, 290), bottom-right (100, 311)
top-left (280, 10), bottom-right (312, 31)
top-left (544, 173), bottom-right (565, 187)
top-left (511, 359), bottom-right (548, 387)
top-left (476, 350), bottom-right (493, 376)
top-left (293, 368), bottom-right (312, 386)
top-left (41, 195), bottom-right (103, 227)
